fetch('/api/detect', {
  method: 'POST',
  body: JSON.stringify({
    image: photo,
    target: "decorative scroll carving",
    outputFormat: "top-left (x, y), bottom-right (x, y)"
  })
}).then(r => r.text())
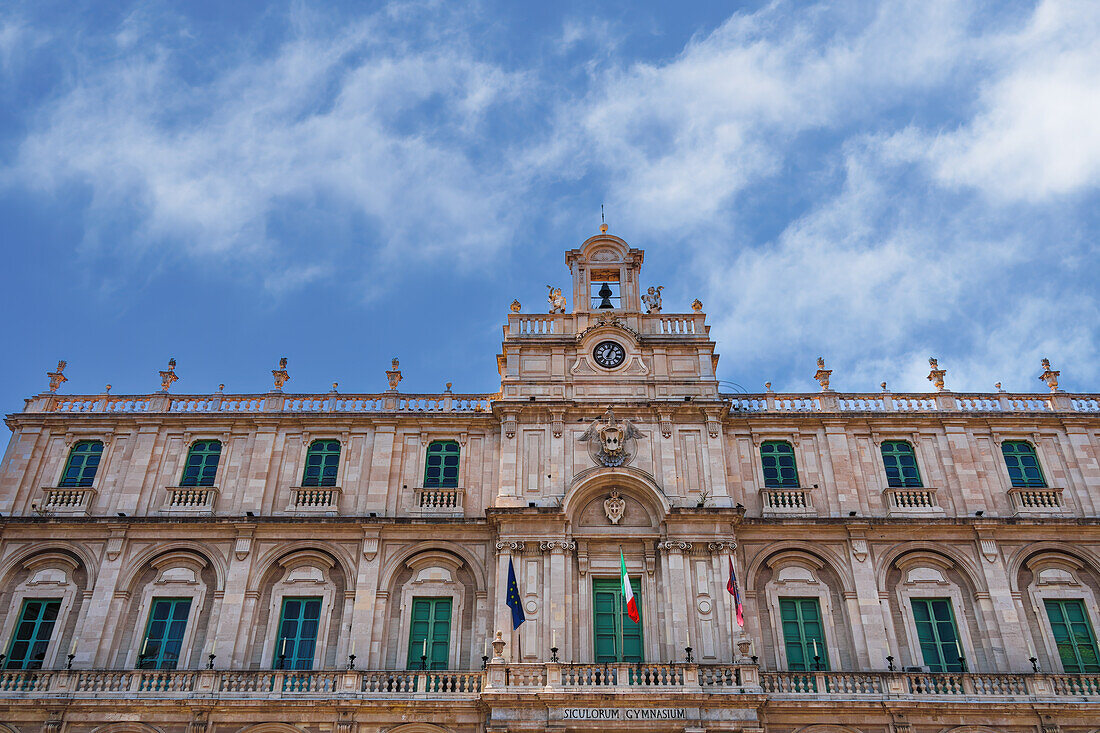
top-left (658, 541), bottom-right (692, 553)
top-left (707, 541), bottom-right (737, 552)
top-left (550, 410), bottom-right (564, 439)
top-left (538, 540), bottom-right (577, 552)
top-left (494, 541), bottom-right (526, 553)
top-left (580, 407), bottom-right (644, 467)
top-left (851, 538), bottom-right (868, 563)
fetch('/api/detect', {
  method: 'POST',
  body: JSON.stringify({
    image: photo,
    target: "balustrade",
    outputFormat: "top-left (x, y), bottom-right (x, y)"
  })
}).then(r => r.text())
top-left (40, 486), bottom-right (96, 514)
top-left (288, 486), bottom-right (341, 512)
top-left (883, 487), bottom-right (941, 516)
top-left (1008, 487), bottom-right (1065, 514)
top-left (760, 487), bottom-right (815, 516)
top-left (413, 486), bottom-right (464, 514)
top-left (163, 486), bottom-right (217, 512)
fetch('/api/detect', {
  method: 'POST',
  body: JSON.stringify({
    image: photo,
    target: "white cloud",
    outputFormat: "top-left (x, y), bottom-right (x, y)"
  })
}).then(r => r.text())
top-left (928, 0), bottom-right (1100, 201)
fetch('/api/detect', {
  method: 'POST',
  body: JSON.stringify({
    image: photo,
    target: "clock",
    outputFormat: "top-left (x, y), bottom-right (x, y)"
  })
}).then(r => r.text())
top-left (593, 341), bottom-right (626, 369)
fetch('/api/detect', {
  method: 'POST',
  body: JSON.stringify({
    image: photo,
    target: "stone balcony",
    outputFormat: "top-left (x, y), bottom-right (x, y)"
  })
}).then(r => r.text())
top-left (38, 486), bottom-right (97, 515)
top-left (759, 487), bottom-right (815, 516)
top-left (162, 486), bottom-right (218, 513)
top-left (882, 486), bottom-right (943, 517)
top-left (1009, 487), bottom-right (1066, 515)
top-left (413, 486), bottom-right (465, 516)
top-left (287, 486), bottom-right (341, 513)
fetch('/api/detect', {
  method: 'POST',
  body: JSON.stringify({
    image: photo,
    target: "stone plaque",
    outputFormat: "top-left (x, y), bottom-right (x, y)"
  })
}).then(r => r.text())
top-left (555, 707), bottom-right (691, 721)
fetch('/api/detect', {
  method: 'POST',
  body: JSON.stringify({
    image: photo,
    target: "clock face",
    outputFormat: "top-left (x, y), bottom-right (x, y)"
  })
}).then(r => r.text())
top-left (593, 341), bottom-right (626, 369)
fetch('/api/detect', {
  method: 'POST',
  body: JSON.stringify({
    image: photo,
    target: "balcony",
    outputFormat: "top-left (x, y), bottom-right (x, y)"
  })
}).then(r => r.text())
top-left (162, 486), bottom-right (218, 514)
top-left (287, 486), bottom-right (341, 513)
top-left (38, 486), bottom-right (96, 515)
top-left (760, 487), bottom-right (815, 516)
top-left (413, 486), bottom-right (465, 516)
top-left (1008, 487), bottom-right (1065, 515)
top-left (883, 487), bottom-right (943, 517)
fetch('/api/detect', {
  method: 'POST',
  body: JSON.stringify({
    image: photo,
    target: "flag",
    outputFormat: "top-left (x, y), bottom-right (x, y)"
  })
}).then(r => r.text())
top-left (620, 549), bottom-right (639, 623)
top-left (727, 555), bottom-right (744, 627)
top-left (506, 558), bottom-right (525, 629)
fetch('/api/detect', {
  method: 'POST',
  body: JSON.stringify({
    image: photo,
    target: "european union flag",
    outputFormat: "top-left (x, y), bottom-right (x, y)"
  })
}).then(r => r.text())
top-left (506, 558), bottom-right (525, 629)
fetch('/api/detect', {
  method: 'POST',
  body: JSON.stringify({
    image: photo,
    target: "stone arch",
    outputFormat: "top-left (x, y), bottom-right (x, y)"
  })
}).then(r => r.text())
top-left (116, 541), bottom-right (226, 593)
top-left (795, 726), bottom-right (865, 733)
top-left (0, 541), bottom-right (98, 589)
top-left (236, 725), bottom-right (310, 733)
top-left (1007, 541), bottom-right (1100, 581)
top-left (564, 467), bottom-right (669, 531)
top-left (745, 541), bottom-right (855, 596)
top-left (578, 232), bottom-right (631, 260)
top-left (749, 546), bottom-right (859, 671)
top-left (378, 541), bottom-right (488, 596)
top-left (875, 542), bottom-right (987, 594)
top-left (251, 539), bottom-right (357, 591)
top-left (0, 546), bottom-right (91, 669)
top-left (938, 727), bottom-right (1003, 733)
top-left (388, 725), bottom-right (454, 733)
top-left (247, 547), bottom-right (350, 670)
top-left (90, 724), bottom-right (165, 733)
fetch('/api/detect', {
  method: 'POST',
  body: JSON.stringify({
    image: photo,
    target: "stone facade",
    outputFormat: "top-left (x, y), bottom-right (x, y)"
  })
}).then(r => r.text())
top-left (0, 229), bottom-right (1098, 733)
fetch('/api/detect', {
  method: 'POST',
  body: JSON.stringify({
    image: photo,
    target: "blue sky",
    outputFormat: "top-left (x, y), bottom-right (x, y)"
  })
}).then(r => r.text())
top-left (1, 0), bottom-right (1098, 423)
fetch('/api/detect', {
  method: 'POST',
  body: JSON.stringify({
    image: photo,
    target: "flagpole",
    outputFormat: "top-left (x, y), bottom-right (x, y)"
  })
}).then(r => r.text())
top-left (618, 544), bottom-right (624, 664)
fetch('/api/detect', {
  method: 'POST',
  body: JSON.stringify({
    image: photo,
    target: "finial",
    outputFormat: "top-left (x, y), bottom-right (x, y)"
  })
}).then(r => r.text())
top-left (331, 382), bottom-right (339, 393)
top-left (445, 382), bottom-right (453, 393)
top-left (1038, 358), bottom-right (1061, 393)
top-left (104, 384), bottom-right (112, 395)
top-left (765, 382), bottom-right (773, 393)
top-left (217, 384), bottom-right (225, 393)
top-left (926, 357), bottom-right (947, 392)
top-left (691, 298), bottom-right (703, 313)
top-left (271, 357), bottom-right (290, 391)
top-left (995, 382), bottom-right (1003, 392)
top-left (813, 357), bottom-right (833, 392)
top-left (386, 358), bottom-right (403, 391)
top-left (159, 358), bottom-right (179, 392)
top-left (599, 204), bottom-right (608, 233)
top-left (46, 360), bottom-right (68, 393)
top-left (510, 299), bottom-right (521, 313)
top-left (881, 382), bottom-right (887, 392)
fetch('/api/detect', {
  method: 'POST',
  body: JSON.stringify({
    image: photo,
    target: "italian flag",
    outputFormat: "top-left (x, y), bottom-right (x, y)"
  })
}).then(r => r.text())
top-left (620, 549), bottom-right (639, 624)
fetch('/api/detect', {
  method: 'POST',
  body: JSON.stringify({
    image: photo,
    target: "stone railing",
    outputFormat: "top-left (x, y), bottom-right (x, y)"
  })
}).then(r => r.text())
top-left (728, 391), bottom-right (1096, 414)
top-left (759, 487), bottom-right (815, 516)
top-left (162, 486), bottom-right (218, 512)
top-left (506, 312), bottom-right (708, 338)
top-left (882, 487), bottom-right (942, 516)
top-left (287, 486), bottom-right (341, 512)
top-left (413, 486), bottom-right (465, 514)
top-left (27, 392), bottom-right (496, 415)
top-left (1008, 487), bottom-right (1065, 514)
top-left (759, 670), bottom-right (1100, 699)
top-left (39, 486), bottom-right (96, 514)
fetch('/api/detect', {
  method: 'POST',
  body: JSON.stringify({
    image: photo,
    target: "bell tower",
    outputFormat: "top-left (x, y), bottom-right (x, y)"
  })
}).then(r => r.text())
top-left (565, 224), bottom-right (644, 313)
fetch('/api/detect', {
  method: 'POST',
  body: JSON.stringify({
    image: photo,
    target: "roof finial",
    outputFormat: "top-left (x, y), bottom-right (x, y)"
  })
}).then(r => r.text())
top-left (599, 204), bottom-right (608, 233)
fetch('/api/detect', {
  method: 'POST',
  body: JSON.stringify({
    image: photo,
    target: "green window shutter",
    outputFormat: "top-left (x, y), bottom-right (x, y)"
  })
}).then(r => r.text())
top-left (275, 597), bottom-right (322, 669)
top-left (180, 441), bottom-right (222, 487)
top-left (59, 441), bottom-right (103, 488)
top-left (592, 578), bottom-right (643, 663)
top-left (139, 598), bottom-right (192, 669)
top-left (407, 598), bottom-right (452, 670)
top-left (910, 598), bottom-right (963, 672)
top-left (1044, 599), bottom-right (1100, 673)
top-left (1001, 441), bottom-right (1047, 488)
top-left (424, 441), bottom-right (461, 488)
top-left (760, 441), bottom-right (799, 488)
top-left (881, 441), bottom-right (923, 488)
top-left (5, 599), bottom-right (61, 669)
top-left (302, 441), bottom-right (340, 487)
top-left (779, 598), bottom-right (829, 671)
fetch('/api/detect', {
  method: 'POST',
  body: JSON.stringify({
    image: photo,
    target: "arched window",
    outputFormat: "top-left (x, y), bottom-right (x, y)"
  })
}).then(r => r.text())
top-left (59, 441), bottom-right (104, 487)
top-left (180, 440), bottom-right (221, 487)
top-left (302, 440), bottom-right (340, 487)
top-left (881, 441), bottom-right (922, 488)
top-left (1001, 441), bottom-right (1046, 488)
top-left (760, 441), bottom-right (798, 488)
top-left (424, 441), bottom-right (460, 488)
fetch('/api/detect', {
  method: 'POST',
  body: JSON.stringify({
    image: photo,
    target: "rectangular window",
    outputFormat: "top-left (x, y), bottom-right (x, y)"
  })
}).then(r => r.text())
top-left (406, 597), bottom-right (452, 670)
top-left (911, 598), bottom-right (964, 672)
top-left (760, 441), bottom-right (799, 488)
top-left (881, 441), bottom-right (923, 488)
top-left (423, 441), bottom-right (460, 488)
top-left (302, 441), bottom-right (340, 488)
top-left (1044, 599), bottom-right (1100, 673)
top-left (779, 597), bottom-right (829, 671)
top-left (275, 597), bottom-right (322, 670)
top-left (180, 441), bottom-right (221, 487)
top-left (138, 598), bottom-right (192, 669)
top-left (5, 599), bottom-right (61, 669)
top-left (1001, 441), bottom-right (1047, 488)
top-left (592, 578), bottom-right (643, 663)
top-left (590, 270), bottom-right (621, 309)
top-left (59, 441), bottom-right (103, 487)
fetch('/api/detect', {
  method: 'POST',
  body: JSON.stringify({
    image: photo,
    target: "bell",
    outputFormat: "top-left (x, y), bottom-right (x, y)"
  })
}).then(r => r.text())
top-left (596, 282), bottom-right (615, 309)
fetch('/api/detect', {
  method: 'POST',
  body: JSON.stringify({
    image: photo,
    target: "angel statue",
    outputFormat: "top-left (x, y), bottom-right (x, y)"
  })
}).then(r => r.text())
top-left (641, 285), bottom-right (664, 313)
top-left (547, 286), bottom-right (568, 314)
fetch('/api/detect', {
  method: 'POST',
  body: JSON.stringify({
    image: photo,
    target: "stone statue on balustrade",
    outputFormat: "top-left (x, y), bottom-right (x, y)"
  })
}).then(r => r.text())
top-left (641, 285), bottom-right (664, 313)
top-left (547, 286), bottom-right (567, 314)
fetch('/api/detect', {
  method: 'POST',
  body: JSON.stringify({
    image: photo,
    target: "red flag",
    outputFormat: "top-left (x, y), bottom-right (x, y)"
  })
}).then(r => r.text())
top-left (727, 556), bottom-right (744, 627)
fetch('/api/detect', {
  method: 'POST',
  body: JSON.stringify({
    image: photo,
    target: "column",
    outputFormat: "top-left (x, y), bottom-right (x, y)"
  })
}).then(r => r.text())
top-left (213, 525), bottom-right (255, 667)
top-left (365, 424), bottom-right (396, 512)
top-left (973, 531), bottom-right (1023, 671)
top-left (845, 527), bottom-right (887, 668)
top-left (77, 528), bottom-right (127, 667)
top-left (349, 526), bottom-right (382, 667)
top-left (494, 541), bottom-right (517, 661)
top-left (659, 542), bottom-right (691, 660)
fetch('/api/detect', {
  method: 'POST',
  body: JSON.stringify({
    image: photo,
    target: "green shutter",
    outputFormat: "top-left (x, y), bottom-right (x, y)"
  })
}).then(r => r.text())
top-left (5, 599), bottom-right (61, 669)
top-left (881, 441), bottom-right (922, 488)
top-left (180, 441), bottom-right (221, 487)
top-left (275, 597), bottom-right (322, 669)
top-left (911, 598), bottom-right (963, 672)
top-left (779, 598), bottom-right (829, 671)
top-left (592, 578), bottom-right (643, 663)
top-left (761, 441), bottom-right (799, 488)
top-left (1044, 599), bottom-right (1100, 673)
top-left (1001, 441), bottom-right (1047, 488)
top-left (407, 598), bottom-right (452, 670)
top-left (302, 441), bottom-right (340, 487)
top-left (139, 598), bottom-right (192, 669)
top-left (59, 441), bottom-right (103, 487)
top-left (424, 441), bottom-right (460, 488)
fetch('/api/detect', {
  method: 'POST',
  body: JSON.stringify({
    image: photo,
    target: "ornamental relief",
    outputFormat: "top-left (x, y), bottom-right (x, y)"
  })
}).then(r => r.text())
top-left (579, 407), bottom-right (645, 467)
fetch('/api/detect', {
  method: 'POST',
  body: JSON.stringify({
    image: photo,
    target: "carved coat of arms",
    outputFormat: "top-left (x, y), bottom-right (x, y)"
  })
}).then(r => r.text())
top-left (604, 490), bottom-right (626, 524)
top-left (579, 408), bottom-right (645, 467)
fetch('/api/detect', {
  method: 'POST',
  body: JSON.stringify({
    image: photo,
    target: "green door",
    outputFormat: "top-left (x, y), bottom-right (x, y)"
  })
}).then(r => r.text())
top-left (911, 598), bottom-right (964, 672)
top-left (780, 598), bottom-right (829, 671)
top-left (275, 597), bottom-right (322, 669)
top-left (1044, 599), bottom-right (1100, 673)
top-left (407, 598), bottom-right (452, 670)
top-left (592, 578), bottom-right (643, 663)
top-left (139, 598), bottom-right (192, 669)
top-left (5, 599), bottom-right (61, 669)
